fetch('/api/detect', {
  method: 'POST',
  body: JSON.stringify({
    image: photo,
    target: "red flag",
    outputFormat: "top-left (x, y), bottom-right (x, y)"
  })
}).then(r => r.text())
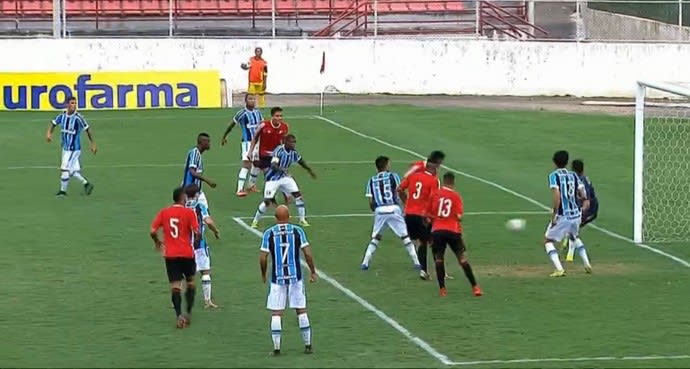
top-left (319, 51), bottom-right (325, 74)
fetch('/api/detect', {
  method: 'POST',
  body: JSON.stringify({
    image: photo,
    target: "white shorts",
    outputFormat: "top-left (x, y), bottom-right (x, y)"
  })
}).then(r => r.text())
top-left (197, 191), bottom-right (209, 209)
top-left (241, 141), bottom-right (259, 161)
top-left (545, 216), bottom-right (581, 242)
top-left (264, 177), bottom-right (299, 199)
top-left (266, 280), bottom-right (307, 311)
top-left (194, 247), bottom-right (211, 271)
top-left (60, 150), bottom-right (81, 173)
top-left (371, 205), bottom-right (409, 238)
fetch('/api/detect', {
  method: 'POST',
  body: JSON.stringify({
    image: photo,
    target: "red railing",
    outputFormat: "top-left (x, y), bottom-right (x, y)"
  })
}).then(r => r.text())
top-left (479, 1), bottom-right (547, 38)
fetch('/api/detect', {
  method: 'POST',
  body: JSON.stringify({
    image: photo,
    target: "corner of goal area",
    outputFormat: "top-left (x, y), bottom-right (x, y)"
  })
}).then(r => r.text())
top-left (319, 85), bottom-right (343, 116)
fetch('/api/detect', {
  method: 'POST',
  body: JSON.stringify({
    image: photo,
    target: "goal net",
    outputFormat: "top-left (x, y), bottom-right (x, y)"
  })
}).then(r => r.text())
top-left (635, 81), bottom-right (690, 243)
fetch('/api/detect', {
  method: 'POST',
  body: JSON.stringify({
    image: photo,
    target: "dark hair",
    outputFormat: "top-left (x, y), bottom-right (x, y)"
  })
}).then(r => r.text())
top-left (285, 133), bottom-right (296, 141)
top-left (572, 159), bottom-right (584, 174)
top-left (173, 187), bottom-right (185, 202)
top-left (244, 93), bottom-right (252, 102)
top-left (428, 151), bottom-right (446, 164)
top-left (443, 172), bottom-right (455, 184)
top-left (68, 96), bottom-right (76, 102)
top-left (197, 132), bottom-right (210, 143)
top-left (270, 107), bottom-right (283, 116)
top-left (553, 150), bottom-right (569, 168)
top-left (375, 156), bottom-right (390, 171)
top-left (184, 184), bottom-right (199, 198)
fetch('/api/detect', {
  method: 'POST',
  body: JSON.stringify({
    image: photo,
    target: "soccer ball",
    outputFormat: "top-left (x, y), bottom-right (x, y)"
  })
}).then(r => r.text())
top-left (506, 218), bottom-right (526, 231)
top-left (240, 63), bottom-right (249, 70)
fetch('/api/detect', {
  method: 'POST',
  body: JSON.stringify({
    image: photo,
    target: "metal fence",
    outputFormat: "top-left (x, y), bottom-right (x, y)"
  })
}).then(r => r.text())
top-left (0, 0), bottom-right (688, 41)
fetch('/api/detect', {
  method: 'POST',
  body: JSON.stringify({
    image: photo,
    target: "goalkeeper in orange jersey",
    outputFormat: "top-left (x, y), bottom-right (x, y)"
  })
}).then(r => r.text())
top-left (241, 47), bottom-right (268, 107)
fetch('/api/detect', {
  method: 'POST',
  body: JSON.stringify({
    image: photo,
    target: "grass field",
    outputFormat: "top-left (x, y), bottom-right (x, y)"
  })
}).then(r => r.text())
top-left (1, 104), bottom-right (690, 368)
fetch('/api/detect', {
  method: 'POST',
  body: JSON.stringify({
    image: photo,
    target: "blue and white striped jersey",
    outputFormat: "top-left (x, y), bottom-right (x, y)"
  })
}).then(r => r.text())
top-left (52, 112), bottom-right (89, 151)
top-left (260, 223), bottom-right (310, 285)
top-left (365, 171), bottom-right (401, 208)
top-left (186, 199), bottom-right (210, 250)
top-left (182, 147), bottom-right (204, 191)
top-left (548, 168), bottom-right (584, 218)
top-left (265, 145), bottom-right (301, 182)
top-left (233, 107), bottom-right (263, 142)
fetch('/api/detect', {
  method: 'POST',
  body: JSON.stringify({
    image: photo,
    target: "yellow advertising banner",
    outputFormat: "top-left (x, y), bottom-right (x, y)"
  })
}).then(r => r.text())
top-left (0, 71), bottom-right (221, 110)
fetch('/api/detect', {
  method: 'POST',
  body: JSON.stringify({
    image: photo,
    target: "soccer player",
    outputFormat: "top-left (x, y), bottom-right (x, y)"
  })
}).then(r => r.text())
top-left (182, 133), bottom-right (217, 209)
top-left (251, 134), bottom-right (316, 228)
top-left (45, 96), bottom-right (96, 196)
top-left (260, 205), bottom-right (316, 355)
top-left (184, 184), bottom-right (221, 309)
top-left (403, 150), bottom-right (446, 178)
top-left (427, 172), bottom-right (482, 297)
top-left (565, 159), bottom-right (598, 264)
top-left (398, 160), bottom-right (441, 280)
top-left (241, 47), bottom-right (268, 107)
top-left (247, 107), bottom-right (291, 203)
top-left (150, 187), bottom-right (201, 328)
top-left (360, 156), bottom-right (421, 271)
top-left (544, 151), bottom-right (592, 277)
top-left (220, 94), bottom-right (263, 197)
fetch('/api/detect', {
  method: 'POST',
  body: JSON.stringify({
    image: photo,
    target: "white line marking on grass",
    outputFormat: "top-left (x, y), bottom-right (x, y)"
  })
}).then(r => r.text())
top-left (233, 210), bottom-right (549, 220)
top-left (451, 354), bottom-right (690, 366)
top-left (0, 113), bottom-right (317, 124)
top-left (313, 115), bottom-right (690, 269)
top-left (2, 160), bottom-right (370, 171)
top-left (231, 216), bottom-right (454, 366)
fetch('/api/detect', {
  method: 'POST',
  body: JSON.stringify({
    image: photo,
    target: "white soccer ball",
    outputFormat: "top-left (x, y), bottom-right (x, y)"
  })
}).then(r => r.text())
top-left (506, 218), bottom-right (527, 231)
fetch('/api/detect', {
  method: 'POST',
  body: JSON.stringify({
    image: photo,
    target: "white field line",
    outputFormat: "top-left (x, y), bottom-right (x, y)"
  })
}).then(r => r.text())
top-left (314, 115), bottom-right (690, 269)
top-left (451, 354), bottom-right (690, 366)
top-left (2, 160), bottom-right (370, 171)
top-left (0, 113), bottom-right (317, 124)
top-left (231, 217), bottom-right (454, 366)
top-left (233, 210), bottom-right (549, 220)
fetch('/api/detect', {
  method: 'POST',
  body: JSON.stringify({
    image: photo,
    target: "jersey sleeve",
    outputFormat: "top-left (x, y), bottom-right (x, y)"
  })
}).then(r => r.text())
top-left (294, 150), bottom-right (302, 162)
top-left (189, 209), bottom-right (200, 233)
top-left (391, 173), bottom-right (401, 190)
top-left (232, 109), bottom-right (246, 125)
top-left (295, 226), bottom-right (310, 248)
top-left (365, 178), bottom-right (373, 197)
top-left (548, 173), bottom-right (558, 189)
top-left (260, 229), bottom-right (271, 252)
top-left (52, 113), bottom-right (63, 126)
top-left (150, 210), bottom-right (164, 231)
top-left (199, 203), bottom-right (210, 220)
top-left (187, 150), bottom-right (199, 169)
top-left (78, 114), bottom-right (90, 130)
top-left (399, 176), bottom-right (410, 192)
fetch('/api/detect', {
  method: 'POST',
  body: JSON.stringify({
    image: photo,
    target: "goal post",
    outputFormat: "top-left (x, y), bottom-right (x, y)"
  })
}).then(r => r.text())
top-left (634, 81), bottom-right (690, 243)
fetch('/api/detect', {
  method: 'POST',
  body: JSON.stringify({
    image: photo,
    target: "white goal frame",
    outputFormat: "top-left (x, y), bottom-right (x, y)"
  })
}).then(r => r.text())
top-left (634, 80), bottom-right (690, 243)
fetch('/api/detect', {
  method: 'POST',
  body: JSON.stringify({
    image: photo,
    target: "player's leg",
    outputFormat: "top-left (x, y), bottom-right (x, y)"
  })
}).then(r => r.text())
top-left (430, 232), bottom-right (448, 296)
top-left (283, 178), bottom-right (308, 226)
top-left (237, 143), bottom-right (252, 196)
top-left (246, 151), bottom-right (262, 192)
top-left (450, 234), bottom-right (481, 296)
top-left (57, 150), bottom-right (72, 196)
top-left (195, 247), bottom-right (216, 308)
top-left (266, 283), bottom-right (287, 355)
top-left (570, 219), bottom-right (592, 273)
top-left (290, 281), bottom-right (312, 354)
top-left (544, 220), bottom-right (567, 277)
top-left (361, 213), bottom-right (385, 270)
top-left (67, 150), bottom-right (93, 195)
top-left (165, 258), bottom-right (186, 328)
top-left (388, 211), bottom-right (421, 270)
top-left (252, 181), bottom-right (278, 227)
top-left (182, 258), bottom-right (197, 321)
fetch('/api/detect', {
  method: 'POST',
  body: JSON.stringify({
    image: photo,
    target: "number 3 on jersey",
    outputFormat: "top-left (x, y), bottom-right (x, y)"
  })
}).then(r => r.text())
top-left (169, 218), bottom-right (179, 238)
top-left (438, 197), bottom-right (452, 217)
top-left (412, 181), bottom-right (423, 199)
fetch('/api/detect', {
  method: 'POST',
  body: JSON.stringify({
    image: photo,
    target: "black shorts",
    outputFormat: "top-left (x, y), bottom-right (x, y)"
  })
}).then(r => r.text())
top-left (581, 203), bottom-right (599, 227)
top-left (405, 214), bottom-right (431, 241)
top-left (258, 155), bottom-right (272, 169)
top-left (431, 230), bottom-right (466, 255)
top-left (165, 257), bottom-right (196, 282)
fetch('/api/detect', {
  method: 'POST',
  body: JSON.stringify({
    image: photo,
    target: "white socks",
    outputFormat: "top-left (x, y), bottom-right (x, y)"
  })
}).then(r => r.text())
top-left (201, 274), bottom-right (212, 301)
top-left (72, 171), bottom-right (88, 185)
top-left (298, 313), bottom-right (311, 346)
top-left (295, 197), bottom-right (306, 222)
top-left (270, 315), bottom-right (282, 351)
top-left (545, 242), bottom-right (564, 271)
top-left (361, 238), bottom-right (380, 266)
top-left (253, 202), bottom-right (268, 223)
top-left (247, 166), bottom-right (261, 187)
top-left (237, 167), bottom-right (249, 193)
top-left (60, 171), bottom-right (69, 191)
top-left (573, 238), bottom-right (592, 268)
top-left (402, 237), bottom-right (421, 267)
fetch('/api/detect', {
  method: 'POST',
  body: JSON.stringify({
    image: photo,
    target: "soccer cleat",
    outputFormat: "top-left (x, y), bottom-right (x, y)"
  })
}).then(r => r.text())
top-left (236, 191), bottom-right (248, 198)
top-left (182, 314), bottom-right (191, 326)
top-left (584, 265), bottom-right (593, 274)
top-left (251, 220), bottom-right (259, 229)
top-left (419, 270), bottom-right (430, 280)
top-left (304, 345), bottom-right (313, 355)
top-left (472, 286), bottom-right (483, 297)
top-left (439, 287), bottom-right (448, 297)
top-left (176, 315), bottom-right (187, 329)
top-left (204, 300), bottom-right (219, 309)
top-left (55, 191), bottom-right (67, 197)
top-left (84, 183), bottom-right (94, 195)
top-left (299, 220), bottom-right (311, 227)
top-left (360, 264), bottom-right (369, 271)
top-left (549, 269), bottom-right (566, 277)
top-left (269, 349), bottom-right (281, 356)
top-left (565, 252), bottom-right (574, 262)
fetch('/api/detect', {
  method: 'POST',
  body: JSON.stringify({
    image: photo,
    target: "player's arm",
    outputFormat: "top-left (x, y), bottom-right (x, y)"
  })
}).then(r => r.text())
top-left (365, 180), bottom-right (376, 211)
top-left (550, 188), bottom-right (561, 225)
top-left (221, 110), bottom-right (245, 146)
top-left (262, 63), bottom-right (268, 89)
top-left (397, 177), bottom-right (410, 204)
top-left (84, 124), bottom-right (97, 154)
top-left (188, 167), bottom-right (216, 188)
top-left (246, 123), bottom-right (265, 158)
top-left (296, 227), bottom-right (316, 282)
top-left (577, 183), bottom-right (590, 212)
top-left (297, 158), bottom-right (317, 179)
top-left (149, 212), bottom-right (164, 251)
top-left (403, 163), bottom-right (420, 179)
top-left (203, 216), bottom-right (220, 240)
top-left (46, 114), bottom-right (61, 142)
top-left (456, 194), bottom-right (464, 222)
top-left (259, 251), bottom-right (269, 284)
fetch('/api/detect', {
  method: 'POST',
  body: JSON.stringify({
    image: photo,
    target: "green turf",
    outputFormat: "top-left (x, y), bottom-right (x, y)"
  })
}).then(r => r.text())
top-left (1, 105), bottom-right (689, 368)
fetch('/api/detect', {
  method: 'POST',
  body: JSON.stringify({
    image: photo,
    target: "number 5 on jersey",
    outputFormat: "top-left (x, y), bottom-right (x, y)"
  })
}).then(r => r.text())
top-left (170, 218), bottom-right (179, 238)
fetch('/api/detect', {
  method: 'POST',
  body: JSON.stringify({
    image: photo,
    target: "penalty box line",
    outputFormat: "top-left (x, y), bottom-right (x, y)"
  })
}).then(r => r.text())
top-left (233, 210), bottom-right (549, 220)
top-left (313, 116), bottom-right (690, 269)
top-left (231, 217), bottom-right (455, 366)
